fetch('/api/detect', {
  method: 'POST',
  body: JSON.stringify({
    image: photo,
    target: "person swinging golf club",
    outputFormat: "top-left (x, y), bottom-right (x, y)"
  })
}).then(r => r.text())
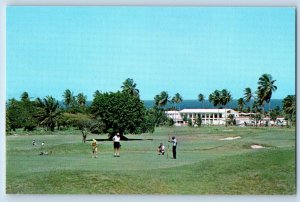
top-left (113, 132), bottom-right (121, 157)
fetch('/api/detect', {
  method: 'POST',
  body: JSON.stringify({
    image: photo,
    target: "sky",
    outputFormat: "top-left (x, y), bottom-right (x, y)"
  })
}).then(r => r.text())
top-left (6, 6), bottom-right (295, 101)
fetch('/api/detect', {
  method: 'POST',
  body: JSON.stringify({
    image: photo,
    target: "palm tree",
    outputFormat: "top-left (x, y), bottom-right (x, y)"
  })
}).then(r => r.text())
top-left (244, 87), bottom-right (253, 102)
top-left (36, 96), bottom-right (61, 131)
top-left (171, 93), bottom-right (183, 124)
top-left (63, 89), bottom-right (74, 109)
top-left (251, 99), bottom-right (260, 127)
top-left (237, 98), bottom-right (245, 112)
top-left (220, 89), bottom-right (232, 126)
top-left (198, 93), bottom-right (205, 108)
top-left (221, 89), bottom-right (232, 108)
top-left (283, 95), bottom-right (296, 115)
top-left (171, 93), bottom-right (183, 110)
top-left (153, 91), bottom-right (170, 127)
top-left (257, 74), bottom-right (277, 126)
top-left (209, 90), bottom-right (222, 125)
top-left (154, 91), bottom-right (170, 108)
top-left (208, 90), bottom-right (221, 108)
top-left (121, 78), bottom-right (139, 96)
top-left (282, 95), bottom-right (296, 126)
top-left (243, 87), bottom-right (254, 110)
top-left (21, 91), bottom-right (30, 102)
top-left (77, 93), bottom-right (87, 106)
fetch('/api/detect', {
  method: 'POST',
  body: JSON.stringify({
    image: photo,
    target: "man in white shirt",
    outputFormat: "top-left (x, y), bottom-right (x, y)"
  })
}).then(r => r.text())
top-left (112, 133), bottom-right (121, 157)
top-left (169, 136), bottom-right (177, 159)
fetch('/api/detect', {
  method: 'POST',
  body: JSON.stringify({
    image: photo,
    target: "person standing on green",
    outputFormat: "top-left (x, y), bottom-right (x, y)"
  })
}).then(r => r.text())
top-left (91, 139), bottom-right (98, 158)
top-left (169, 136), bottom-right (177, 159)
top-left (112, 133), bottom-right (121, 157)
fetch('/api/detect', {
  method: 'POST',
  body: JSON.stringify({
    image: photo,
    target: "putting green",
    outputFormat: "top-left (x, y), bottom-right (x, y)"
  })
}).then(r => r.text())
top-left (6, 126), bottom-right (296, 194)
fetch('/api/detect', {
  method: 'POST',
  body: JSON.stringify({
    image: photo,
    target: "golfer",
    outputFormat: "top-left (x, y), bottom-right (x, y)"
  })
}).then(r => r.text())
top-left (157, 143), bottom-right (165, 155)
top-left (169, 136), bottom-right (177, 159)
top-left (91, 139), bottom-right (98, 158)
top-left (112, 133), bottom-right (121, 157)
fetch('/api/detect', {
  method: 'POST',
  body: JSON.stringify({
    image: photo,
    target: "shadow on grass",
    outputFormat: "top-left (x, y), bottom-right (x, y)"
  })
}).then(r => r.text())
top-left (87, 138), bottom-right (153, 142)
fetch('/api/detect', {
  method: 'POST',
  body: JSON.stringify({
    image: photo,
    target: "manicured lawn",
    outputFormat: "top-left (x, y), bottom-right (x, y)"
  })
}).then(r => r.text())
top-left (6, 126), bottom-right (296, 194)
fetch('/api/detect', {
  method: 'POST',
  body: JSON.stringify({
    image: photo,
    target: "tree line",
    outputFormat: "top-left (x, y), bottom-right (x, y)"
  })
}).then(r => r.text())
top-left (6, 78), bottom-right (175, 139)
top-left (6, 74), bottom-right (296, 137)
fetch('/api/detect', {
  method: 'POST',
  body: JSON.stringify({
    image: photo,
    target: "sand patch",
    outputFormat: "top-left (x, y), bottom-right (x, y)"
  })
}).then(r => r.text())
top-left (219, 136), bottom-right (241, 140)
top-left (251, 144), bottom-right (265, 149)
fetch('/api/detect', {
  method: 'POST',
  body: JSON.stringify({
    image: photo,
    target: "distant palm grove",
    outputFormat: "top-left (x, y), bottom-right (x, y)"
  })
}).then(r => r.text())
top-left (6, 74), bottom-right (296, 138)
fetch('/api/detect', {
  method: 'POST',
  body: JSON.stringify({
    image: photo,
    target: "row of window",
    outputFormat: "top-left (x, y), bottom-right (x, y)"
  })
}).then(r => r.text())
top-left (180, 113), bottom-right (223, 119)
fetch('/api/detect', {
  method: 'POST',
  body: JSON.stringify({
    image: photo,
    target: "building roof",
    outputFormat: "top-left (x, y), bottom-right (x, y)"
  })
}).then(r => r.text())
top-left (179, 108), bottom-right (238, 113)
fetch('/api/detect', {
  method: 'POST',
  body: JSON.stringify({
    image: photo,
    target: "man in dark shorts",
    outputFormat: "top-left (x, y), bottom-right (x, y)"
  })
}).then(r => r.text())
top-left (112, 133), bottom-right (121, 157)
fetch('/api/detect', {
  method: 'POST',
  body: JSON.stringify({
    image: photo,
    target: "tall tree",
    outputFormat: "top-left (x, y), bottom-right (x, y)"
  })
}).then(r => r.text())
top-left (21, 91), bottom-right (30, 102)
top-left (209, 89), bottom-right (232, 126)
top-left (153, 91), bottom-right (171, 127)
top-left (171, 93), bottom-right (183, 124)
top-left (251, 100), bottom-right (261, 127)
top-left (171, 93), bottom-right (183, 110)
top-left (209, 90), bottom-right (221, 108)
top-left (244, 87), bottom-right (254, 103)
top-left (220, 89), bottom-right (232, 108)
top-left (282, 95), bottom-right (296, 126)
top-left (121, 78), bottom-right (139, 96)
top-left (237, 98), bottom-right (245, 112)
top-left (63, 89), bottom-right (74, 109)
top-left (198, 93), bottom-right (205, 108)
top-left (154, 91), bottom-right (170, 108)
top-left (6, 98), bottom-right (24, 131)
top-left (77, 93), bottom-right (87, 106)
top-left (243, 87), bottom-right (254, 111)
top-left (91, 91), bottom-right (146, 139)
top-left (220, 89), bottom-right (232, 126)
top-left (36, 96), bottom-right (61, 131)
top-left (209, 90), bottom-right (221, 125)
top-left (257, 74), bottom-right (277, 126)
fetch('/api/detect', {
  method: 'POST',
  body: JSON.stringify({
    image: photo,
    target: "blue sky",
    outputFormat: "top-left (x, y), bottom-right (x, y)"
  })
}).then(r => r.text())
top-left (6, 6), bottom-right (295, 100)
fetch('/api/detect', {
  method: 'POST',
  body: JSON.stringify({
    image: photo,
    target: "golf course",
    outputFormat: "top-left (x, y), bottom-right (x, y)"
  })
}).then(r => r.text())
top-left (6, 126), bottom-right (295, 194)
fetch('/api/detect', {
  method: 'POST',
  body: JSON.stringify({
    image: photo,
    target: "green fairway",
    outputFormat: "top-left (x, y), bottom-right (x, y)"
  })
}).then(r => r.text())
top-left (6, 126), bottom-right (295, 194)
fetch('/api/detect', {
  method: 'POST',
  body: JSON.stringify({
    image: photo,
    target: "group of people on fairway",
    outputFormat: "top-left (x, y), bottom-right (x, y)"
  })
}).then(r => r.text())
top-left (33, 133), bottom-right (177, 159)
top-left (157, 136), bottom-right (177, 159)
top-left (91, 132), bottom-right (121, 158)
top-left (91, 132), bottom-right (178, 159)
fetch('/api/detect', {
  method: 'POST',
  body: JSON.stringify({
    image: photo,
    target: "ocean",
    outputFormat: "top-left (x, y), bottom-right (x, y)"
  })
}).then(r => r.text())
top-left (61, 99), bottom-right (283, 111)
top-left (142, 99), bottom-right (283, 111)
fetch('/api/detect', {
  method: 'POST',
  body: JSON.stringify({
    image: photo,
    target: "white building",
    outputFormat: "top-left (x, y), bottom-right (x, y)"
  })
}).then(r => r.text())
top-left (165, 110), bottom-right (183, 126)
top-left (166, 109), bottom-right (288, 126)
top-left (166, 108), bottom-right (239, 125)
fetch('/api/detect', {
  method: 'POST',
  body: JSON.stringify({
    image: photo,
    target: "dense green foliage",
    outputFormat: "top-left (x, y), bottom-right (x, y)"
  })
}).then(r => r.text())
top-left (91, 91), bottom-right (151, 136)
top-left (6, 79), bottom-right (159, 135)
top-left (6, 97), bottom-right (38, 131)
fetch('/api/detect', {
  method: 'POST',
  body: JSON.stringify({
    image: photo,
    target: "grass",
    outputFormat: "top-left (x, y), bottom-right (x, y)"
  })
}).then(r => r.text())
top-left (6, 126), bottom-right (296, 194)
